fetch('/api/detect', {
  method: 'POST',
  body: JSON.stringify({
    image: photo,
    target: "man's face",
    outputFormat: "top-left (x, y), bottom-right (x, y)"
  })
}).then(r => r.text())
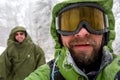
top-left (61, 28), bottom-right (103, 65)
top-left (15, 31), bottom-right (26, 43)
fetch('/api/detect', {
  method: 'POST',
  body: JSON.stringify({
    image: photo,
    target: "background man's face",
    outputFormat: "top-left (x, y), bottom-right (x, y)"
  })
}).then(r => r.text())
top-left (15, 31), bottom-right (26, 43)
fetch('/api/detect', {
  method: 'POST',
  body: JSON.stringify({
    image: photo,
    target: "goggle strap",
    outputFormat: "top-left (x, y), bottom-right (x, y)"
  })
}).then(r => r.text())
top-left (56, 17), bottom-right (59, 30)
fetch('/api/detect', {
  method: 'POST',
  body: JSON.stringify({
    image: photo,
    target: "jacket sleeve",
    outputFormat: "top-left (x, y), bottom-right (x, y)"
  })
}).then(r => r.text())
top-left (24, 64), bottom-right (50, 80)
top-left (35, 45), bottom-right (46, 68)
top-left (0, 49), bottom-right (12, 80)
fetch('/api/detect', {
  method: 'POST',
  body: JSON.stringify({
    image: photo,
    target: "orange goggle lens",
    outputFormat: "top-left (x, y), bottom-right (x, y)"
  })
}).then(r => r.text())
top-left (56, 3), bottom-right (108, 35)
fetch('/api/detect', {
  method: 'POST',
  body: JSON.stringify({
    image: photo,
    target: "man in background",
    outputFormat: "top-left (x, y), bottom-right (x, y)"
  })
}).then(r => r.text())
top-left (0, 26), bottom-right (46, 80)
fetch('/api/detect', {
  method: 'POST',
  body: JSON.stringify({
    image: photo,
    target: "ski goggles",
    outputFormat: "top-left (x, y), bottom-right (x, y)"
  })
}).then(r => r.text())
top-left (56, 3), bottom-right (108, 36)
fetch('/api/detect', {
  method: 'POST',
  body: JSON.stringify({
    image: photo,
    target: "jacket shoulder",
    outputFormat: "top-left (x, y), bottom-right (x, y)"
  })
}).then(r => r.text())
top-left (97, 54), bottom-right (120, 80)
top-left (24, 64), bottom-right (50, 80)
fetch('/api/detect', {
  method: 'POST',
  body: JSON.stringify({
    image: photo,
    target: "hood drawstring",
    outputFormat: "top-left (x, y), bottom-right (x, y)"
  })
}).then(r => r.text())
top-left (51, 51), bottom-right (61, 80)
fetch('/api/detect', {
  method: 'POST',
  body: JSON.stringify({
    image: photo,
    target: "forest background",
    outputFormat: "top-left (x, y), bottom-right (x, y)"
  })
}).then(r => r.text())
top-left (0, 0), bottom-right (120, 62)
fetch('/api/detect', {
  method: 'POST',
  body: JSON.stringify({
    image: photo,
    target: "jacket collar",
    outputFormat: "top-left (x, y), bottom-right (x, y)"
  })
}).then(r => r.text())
top-left (64, 48), bottom-right (113, 75)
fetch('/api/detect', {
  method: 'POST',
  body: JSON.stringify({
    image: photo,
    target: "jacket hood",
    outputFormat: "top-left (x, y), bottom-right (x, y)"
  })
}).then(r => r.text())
top-left (50, 0), bottom-right (115, 51)
top-left (7, 26), bottom-right (32, 46)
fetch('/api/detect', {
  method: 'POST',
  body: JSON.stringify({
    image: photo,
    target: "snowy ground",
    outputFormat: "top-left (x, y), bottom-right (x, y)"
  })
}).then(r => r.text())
top-left (0, 46), bottom-right (5, 55)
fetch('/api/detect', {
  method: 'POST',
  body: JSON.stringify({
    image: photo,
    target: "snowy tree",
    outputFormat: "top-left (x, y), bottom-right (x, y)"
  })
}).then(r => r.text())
top-left (0, 0), bottom-right (120, 61)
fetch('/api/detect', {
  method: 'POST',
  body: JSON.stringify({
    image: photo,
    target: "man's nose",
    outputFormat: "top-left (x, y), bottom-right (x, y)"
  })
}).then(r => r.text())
top-left (74, 28), bottom-right (90, 38)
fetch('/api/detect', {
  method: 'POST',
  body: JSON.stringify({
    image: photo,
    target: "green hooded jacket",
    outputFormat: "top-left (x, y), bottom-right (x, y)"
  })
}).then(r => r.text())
top-left (0, 26), bottom-right (46, 80)
top-left (24, 0), bottom-right (120, 80)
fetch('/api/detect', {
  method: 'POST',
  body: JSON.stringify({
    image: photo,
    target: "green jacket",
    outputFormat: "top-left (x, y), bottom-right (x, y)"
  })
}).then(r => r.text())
top-left (24, 48), bottom-right (120, 80)
top-left (24, 0), bottom-right (120, 80)
top-left (0, 26), bottom-right (46, 80)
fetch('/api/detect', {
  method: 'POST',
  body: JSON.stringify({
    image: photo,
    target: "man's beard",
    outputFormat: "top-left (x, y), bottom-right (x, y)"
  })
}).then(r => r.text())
top-left (69, 37), bottom-right (101, 66)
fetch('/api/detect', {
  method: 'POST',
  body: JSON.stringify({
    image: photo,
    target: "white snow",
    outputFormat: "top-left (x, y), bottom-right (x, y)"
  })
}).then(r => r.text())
top-left (0, 46), bottom-right (5, 55)
top-left (0, 0), bottom-right (120, 61)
